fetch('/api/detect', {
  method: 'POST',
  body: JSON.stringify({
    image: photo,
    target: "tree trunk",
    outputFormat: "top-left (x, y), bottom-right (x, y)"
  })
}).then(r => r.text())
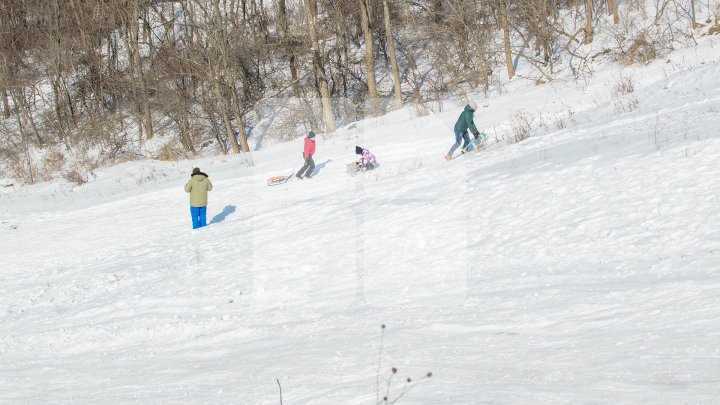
top-left (499, 1), bottom-right (515, 79)
top-left (13, 101), bottom-right (36, 183)
top-left (226, 40), bottom-right (250, 151)
top-left (229, 0), bottom-right (238, 23)
top-left (236, 116), bottom-right (250, 153)
top-left (278, 0), bottom-right (301, 97)
top-left (432, 0), bottom-right (443, 23)
top-left (230, 83), bottom-right (251, 152)
top-left (130, 0), bottom-right (154, 141)
top-left (479, 49), bottom-right (490, 90)
top-left (690, 0), bottom-right (696, 29)
top-left (303, 0), bottom-right (336, 132)
top-left (607, 0), bottom-right (620, 24)
top-left (12, 89), bottom-right (44, 147)
top-left (2, 90), bottom-right (10, 119)
top-left (50, 0), bottom-right (68, 143)
top-left (51, 78), bottom-right (67, 143)
top-left (137, 1), bottom-right (154, 140)
top-left (207, 0), bottom-right (242, 154)
top-left (199, 85), bottom-right (228, 154)
top-left (584, 0), bottom-right (593, 44)
top-left (213, 76), bottom-right (241, 154)
top-left (383, 0), bottom-right (403, 110)
top-left (290, 54), bottom-right (300, 97)
top-left (174, 74), bottom-right (196, 153)
top-left (360, 0), bottom-right (380, 116)
top-left (474, 27), bottom-right (490, 90)
top-left (117, 0), bottom-right (144, 143)
top-left (210, 0), bottom-right (245, 153)
top-left (541, 0), bottom-right (553, 65)
top-left (334, 34), bottom-right (348, 97)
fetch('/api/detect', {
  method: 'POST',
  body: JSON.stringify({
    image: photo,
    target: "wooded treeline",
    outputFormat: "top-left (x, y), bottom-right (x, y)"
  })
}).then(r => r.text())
top-left (0, 0), bottom-right (704, 183)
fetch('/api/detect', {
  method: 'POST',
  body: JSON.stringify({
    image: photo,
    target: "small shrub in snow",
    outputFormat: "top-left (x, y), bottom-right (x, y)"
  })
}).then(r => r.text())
top-left (375, 324), bottom-right (432, 404)
top-left (63, 169), bottom-right (89, 186)
top-left (4, 151), bottom-right (38, 184)
top-left (406, 155), bottom-right (426, 171)
top-left (490, 130), bottom-right (506, 145)
top-left (612, 73), bottom-right (635, 95)
top-left (510, 111), bottom-right (536, 143)
top-left (41, 149), bottom-right (66, 181)
top-left (165, 256), bottom-right (178, 272)
top-left (613, 96), bottom-right (640, 114)
top-left (191, 246), bottom-right (204, 264)
top-left (622, 32), bottom-right (658, 65)
top-left (552, 108), bottom-right (575, 130)
top-left (134, 167), bottom-right (167, 185)
top-left (155, 143), bottom-right (185, 161)
top-left (709, 21), bottom-right (720, 35)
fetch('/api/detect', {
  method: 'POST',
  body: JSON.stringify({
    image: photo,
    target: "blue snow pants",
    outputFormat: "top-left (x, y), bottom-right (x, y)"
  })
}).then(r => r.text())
top-left (190, 206), bottom-right (207, 229)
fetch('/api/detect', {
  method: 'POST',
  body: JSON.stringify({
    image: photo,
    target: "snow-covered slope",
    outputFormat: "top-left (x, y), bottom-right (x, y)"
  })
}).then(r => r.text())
top-left (2, 36), bottom-right (720, 404)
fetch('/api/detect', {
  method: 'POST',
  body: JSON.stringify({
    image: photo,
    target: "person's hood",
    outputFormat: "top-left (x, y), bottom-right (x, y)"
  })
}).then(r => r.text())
top-left (464, 104), bottom-right (475, 112)
top-left (191, 173), bottom-right (208, 181)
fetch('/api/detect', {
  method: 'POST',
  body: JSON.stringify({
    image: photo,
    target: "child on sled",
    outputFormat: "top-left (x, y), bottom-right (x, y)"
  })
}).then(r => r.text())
top-left (347, 146), bottom-right (378, 176)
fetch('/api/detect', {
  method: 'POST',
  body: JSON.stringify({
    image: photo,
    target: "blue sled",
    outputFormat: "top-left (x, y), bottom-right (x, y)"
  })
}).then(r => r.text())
top-left (464, 132), bottom-right (486, 152)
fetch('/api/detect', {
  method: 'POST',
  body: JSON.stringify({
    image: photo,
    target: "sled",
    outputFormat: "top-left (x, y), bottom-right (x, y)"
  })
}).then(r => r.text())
top-left (267, 174), bottom-right (293, 186)
top-left (347, 162), bottom-right (376, 176)
top-left (446, 132), bottom-right (487, 160)
top-left (464, 131), bottom-right (487, 152)
top-left (346, 162), bottom-right (361, 177)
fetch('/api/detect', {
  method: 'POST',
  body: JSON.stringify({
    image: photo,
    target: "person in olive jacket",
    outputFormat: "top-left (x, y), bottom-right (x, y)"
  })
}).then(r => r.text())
top-left (445, 102), bottom-right (481, 160)
top-left (184, 167), bottom-right (213, 229)
top-left (295, 130), bottom-right (316, 179)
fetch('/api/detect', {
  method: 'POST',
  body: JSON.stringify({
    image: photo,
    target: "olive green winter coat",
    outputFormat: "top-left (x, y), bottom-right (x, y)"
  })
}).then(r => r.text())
top-left (453, 104), bottom-right (480, 136)
top-left (184, 174), bottom-right (213, 207)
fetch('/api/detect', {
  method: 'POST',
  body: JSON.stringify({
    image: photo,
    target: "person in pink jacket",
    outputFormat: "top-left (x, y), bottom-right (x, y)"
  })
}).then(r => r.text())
top-left (296, 130), bottom-right (316, 179)
top-left (355, 146), bottom-right (377, 170)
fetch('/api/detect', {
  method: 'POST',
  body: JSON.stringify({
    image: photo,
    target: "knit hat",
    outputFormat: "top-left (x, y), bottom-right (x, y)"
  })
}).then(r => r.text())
top-left (470, 101), bottom-right (479, 110)
top-left (355, 146), bottom-right (363, 155)
top-left (192, 167), bottom-right (201, 174)
top-left (308, 130), bottom-right (316, 139)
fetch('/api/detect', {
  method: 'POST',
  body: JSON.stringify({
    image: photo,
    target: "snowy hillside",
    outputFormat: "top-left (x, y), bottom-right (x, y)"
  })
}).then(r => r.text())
top-left (2, 35), bottom-right (720, 403)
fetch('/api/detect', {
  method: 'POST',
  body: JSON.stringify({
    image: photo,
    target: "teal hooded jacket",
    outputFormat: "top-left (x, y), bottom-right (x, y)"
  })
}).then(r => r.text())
top-left (453, 104), bottom-right (480, 135)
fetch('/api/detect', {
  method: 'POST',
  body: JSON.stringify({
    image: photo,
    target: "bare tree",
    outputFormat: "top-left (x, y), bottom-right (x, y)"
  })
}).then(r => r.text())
top-left (12, 88), bottom-right (45, 147)
top-left (498, 0), bottom-right (515, 79)
top-left (303, 0), bottom-right (337, 131)
top-left (383, 0), bottom-right (403, 109)
top-left (132, 0), bottom-right (155, 142)
top-left (360, 0), bottom-right (380, 115)
top-left (689, 0), bottom-right (697, 29)
top-left (584, 0), bottom-right (593, 44)
top-left (208, 0), bottom-right (243, 153)
top-left (277, 0), bottom-right (301, 97)
top-left (608, 0), bottom-right (620, 24)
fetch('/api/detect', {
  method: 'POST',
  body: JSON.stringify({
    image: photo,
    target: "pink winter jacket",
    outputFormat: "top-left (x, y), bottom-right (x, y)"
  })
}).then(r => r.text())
top-left (303, 136), bottom-right (316, 158)
top-left (359, 149), bottom-right (377, 168)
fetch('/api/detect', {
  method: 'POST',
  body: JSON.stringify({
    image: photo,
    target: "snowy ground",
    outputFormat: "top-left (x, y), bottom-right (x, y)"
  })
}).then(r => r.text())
top-left (2, 35), bottom-right (720, 404)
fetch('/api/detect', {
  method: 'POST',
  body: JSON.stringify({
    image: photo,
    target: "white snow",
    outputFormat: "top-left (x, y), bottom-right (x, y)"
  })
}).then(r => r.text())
top-left (2, 34), bottom-right (720, 405)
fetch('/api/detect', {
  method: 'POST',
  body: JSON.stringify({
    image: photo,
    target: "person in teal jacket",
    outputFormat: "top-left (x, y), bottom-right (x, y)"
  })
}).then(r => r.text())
top-left (445, 102), bottom-right (481, 160)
